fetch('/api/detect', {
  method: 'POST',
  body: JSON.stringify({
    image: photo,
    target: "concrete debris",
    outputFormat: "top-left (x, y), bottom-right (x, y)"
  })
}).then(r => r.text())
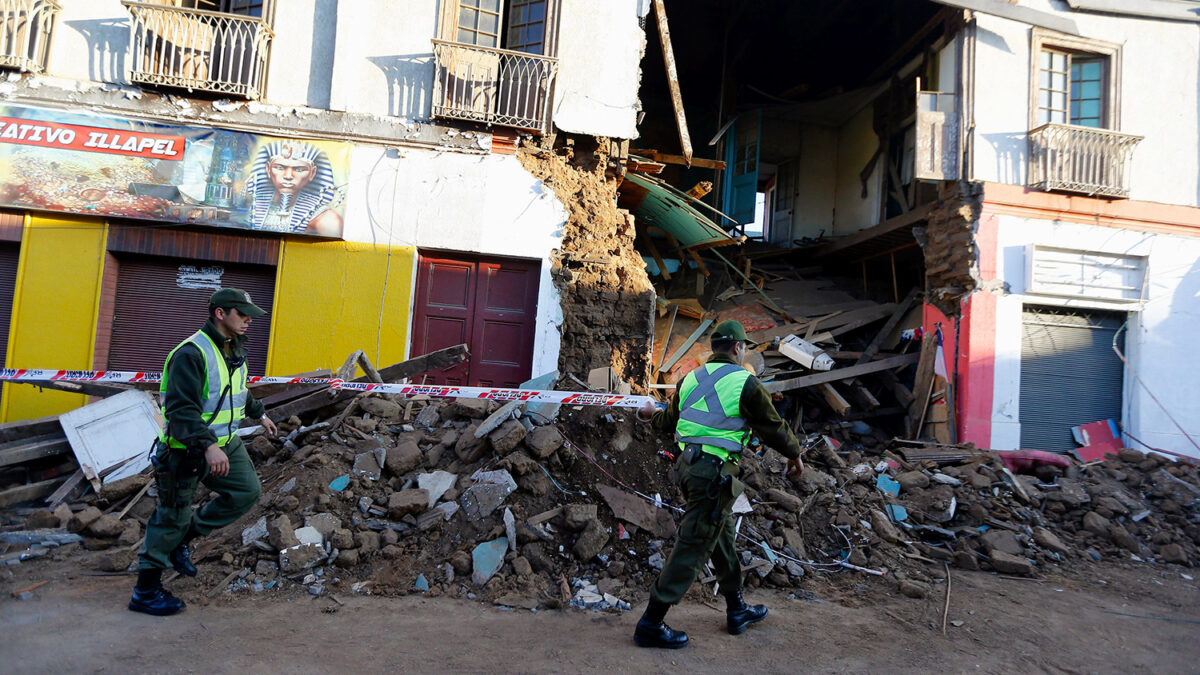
top-left (460, 470), bottom-right (516, 521)
top-left (417, 471), bottom-right (458, 507)
top-left (279, 543), bottom-right (325, 573)
top-left (241, 516), bottom-right (269, 546)
top-left (352, 449), bottom-right (385, 481)
top-left (471, 537), bottom-right (508, 585)
top-left (13, 372), bottom-right (1191, 614)
top-left (0, 530), bottom-right (84, 546)
top-left (294, 526), bottom-right (324, 546)
top-left (304, 513), bottom-right (342, 539)
top-left (413, 405), bottom-right (441, 430)
top-left (388, 489), bottom-right (430, 519)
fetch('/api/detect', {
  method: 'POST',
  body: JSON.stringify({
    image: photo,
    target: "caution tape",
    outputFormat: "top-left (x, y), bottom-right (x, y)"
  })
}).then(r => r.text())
top-left (0, 368), bottom-right (656, 409)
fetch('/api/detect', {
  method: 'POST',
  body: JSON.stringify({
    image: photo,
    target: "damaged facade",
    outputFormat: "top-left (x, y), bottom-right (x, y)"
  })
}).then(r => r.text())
top-left (0, 0), bottom-right (654, 420)
top-left (633, 0), bottom-right (1200, 459)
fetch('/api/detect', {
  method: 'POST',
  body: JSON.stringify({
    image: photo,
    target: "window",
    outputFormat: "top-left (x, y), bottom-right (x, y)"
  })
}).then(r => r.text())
top-left (173, 0), bottom-right (267, 17)
top-left (506, 0), bottom-right (546, 54)
top-left (457, 0), bottom-right (501, 48)
top-left (439, 0), bottom-right (558, 56)
top-left (1029, 29), bottom-right (1121, 131)
top-left (1037, 50), bottom-right (1106, 127)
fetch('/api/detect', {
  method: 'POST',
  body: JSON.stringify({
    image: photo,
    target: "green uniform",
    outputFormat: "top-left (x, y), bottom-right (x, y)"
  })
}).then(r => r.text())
top-left (649, 353), bottom-right (803, 604)
top-left (138, 320), bottom-right (265, 571)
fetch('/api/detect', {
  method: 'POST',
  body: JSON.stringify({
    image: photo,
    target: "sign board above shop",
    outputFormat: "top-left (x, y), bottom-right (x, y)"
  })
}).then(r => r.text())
top-left (0, 103), bottom-right (350, 239)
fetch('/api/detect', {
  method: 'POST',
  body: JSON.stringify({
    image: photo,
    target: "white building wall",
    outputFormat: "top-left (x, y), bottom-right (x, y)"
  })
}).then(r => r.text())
top-left (833, 105), bottom-right (882, 235)
top-left (341, 146), bottom-right (567, 378)
top-left (971, 5), bottom-right (1200, 207)
top-left (987, 214), bottom-right (1200, 459)
top-left (42, 0), bottom-right (645, 137)
top-left (792, 125), bottom-right (838, 240)
top-left (552, 0), bottom-right (646, 139)
top-left (326, 0), bottom-right (438, 120)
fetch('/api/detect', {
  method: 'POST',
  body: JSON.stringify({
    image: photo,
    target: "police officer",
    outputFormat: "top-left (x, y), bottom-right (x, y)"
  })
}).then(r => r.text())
top-left (129, 288), bottom-right (278, 616)
top-left (633, 320), bottom-right (804, 648)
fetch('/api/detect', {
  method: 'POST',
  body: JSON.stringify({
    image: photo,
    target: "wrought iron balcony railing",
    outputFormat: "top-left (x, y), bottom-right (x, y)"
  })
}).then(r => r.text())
top-left (432, 39), bottom-right (558, 132)
top-left (122, 1), bottom-right (273, 99)
top-left (0, 0), bottom-right (59, 74)
top-left (1028, 123), bottom-right (1143, 199)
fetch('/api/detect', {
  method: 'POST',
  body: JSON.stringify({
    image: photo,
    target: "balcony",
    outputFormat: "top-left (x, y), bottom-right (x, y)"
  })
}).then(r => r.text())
top-left (123, 1), bottom-right (273, 100)
top-left (431, 39), bottom-right (558, 132)
top-left (0, 0), bottom-right (59, 74)
top-left (1028, 123), bottom-right (1143, 199)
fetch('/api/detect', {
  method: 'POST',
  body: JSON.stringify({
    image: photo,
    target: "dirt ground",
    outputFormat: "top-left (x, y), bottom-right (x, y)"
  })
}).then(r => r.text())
top-left (2, 560), bottom-right (1197, 674)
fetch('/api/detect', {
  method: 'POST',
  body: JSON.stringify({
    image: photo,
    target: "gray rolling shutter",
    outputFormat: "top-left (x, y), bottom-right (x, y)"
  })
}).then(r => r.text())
top-left (1019, 306), bottom-right (1125, 452)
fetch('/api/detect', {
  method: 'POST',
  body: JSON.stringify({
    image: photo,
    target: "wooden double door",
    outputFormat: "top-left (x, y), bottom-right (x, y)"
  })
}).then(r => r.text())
top-left (411, 252), bottom-right (540, 387)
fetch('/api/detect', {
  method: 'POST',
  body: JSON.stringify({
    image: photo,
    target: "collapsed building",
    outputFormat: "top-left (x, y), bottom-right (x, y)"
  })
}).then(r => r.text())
top-left (0, 0), bottom-right (1198, 617)
top-left (632, 0), bottom-right (1200, 459)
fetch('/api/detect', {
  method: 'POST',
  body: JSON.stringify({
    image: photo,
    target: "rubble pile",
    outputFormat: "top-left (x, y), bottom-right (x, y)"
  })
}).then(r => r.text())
top-left (7, 388), bottom-right (1195, 611)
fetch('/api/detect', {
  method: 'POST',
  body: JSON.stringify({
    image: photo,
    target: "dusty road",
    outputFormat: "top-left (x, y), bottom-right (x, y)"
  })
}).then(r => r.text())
top-left (2, 562), bottom-right (1198, 674)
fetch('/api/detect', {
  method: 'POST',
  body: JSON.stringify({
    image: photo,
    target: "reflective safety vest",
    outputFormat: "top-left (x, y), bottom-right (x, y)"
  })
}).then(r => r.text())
top-left (159, 331), bottom-right (248, 449)
top-left (675, 362), bottom-right (753, 461)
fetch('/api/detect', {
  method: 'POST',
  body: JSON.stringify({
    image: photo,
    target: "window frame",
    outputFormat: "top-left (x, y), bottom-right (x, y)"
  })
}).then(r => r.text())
top-left (438, 0), bottom-right (560, 56)
top-left (1028, 28), bottom-right (1122, 132)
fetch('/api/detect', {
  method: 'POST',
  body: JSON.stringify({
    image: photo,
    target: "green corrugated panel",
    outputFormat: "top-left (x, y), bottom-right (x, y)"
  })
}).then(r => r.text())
top-left (624, 173), bottom-right (734, 250)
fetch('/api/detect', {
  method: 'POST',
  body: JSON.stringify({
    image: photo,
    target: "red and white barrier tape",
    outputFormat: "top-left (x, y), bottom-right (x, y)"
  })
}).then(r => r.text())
top-left (0, 368), bottom-right (656, 409)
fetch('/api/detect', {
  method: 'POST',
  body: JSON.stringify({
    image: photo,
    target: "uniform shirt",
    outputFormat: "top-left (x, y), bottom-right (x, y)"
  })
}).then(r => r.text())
top-left (651, 352), bottom-right (803, 460)
top-left (162, 319), bottom-right (266, 449)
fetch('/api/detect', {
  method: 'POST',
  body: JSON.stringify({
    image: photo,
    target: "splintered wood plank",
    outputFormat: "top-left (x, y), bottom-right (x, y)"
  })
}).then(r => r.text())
top-left (906, 334), bottom-right (939, 433)
top-left (765, 353), bottom-right (920, 394)
top-left (819, 384), bottom-right (851, 416)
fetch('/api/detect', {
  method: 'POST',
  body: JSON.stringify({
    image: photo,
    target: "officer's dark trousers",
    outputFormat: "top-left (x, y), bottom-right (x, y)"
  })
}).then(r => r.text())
top-left (651, 452), bottom-right (742, 604)
top-left (138, 436), bottom-right (261, 570)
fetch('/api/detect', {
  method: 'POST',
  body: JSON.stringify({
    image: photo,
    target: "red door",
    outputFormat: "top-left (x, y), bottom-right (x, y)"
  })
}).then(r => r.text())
top-left (412, 252), bottom-right (540, 387)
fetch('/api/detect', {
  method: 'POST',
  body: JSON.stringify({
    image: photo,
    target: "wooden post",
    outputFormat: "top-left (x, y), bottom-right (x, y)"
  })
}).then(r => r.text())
top-left (652, 0), bottom-right (693, 165)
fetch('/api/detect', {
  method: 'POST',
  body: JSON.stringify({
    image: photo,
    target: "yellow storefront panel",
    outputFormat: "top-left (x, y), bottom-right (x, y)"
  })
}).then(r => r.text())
top-left (2, 214), bottom-right (106, 422)
top-left (268, 239), bottom-right (414, 378)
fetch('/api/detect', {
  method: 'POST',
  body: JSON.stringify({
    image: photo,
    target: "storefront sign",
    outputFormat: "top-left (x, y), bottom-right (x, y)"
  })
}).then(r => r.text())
top-left (0, 103), bottom-right (350, 238)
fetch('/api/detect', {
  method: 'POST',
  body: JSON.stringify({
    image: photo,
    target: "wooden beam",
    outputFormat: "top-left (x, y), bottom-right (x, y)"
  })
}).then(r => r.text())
top-left (685, 181), bottom-right (713, 199)
top-left (626, 157), bottom-right (666, 174)
top-left (819, 384), bottom-right (851, 416)
top-left (10, 379), bottom-right (133, 398)
top-left (0, 415), bottom-right (64, 445)
top-left (809, 303), bottom-right (899, 343)
top-left (0, 434), bottom-right (71, 467)
top-left (765, 353), bottom-right (921, 394)
top-left (652, 0), bottom-right (693, 164)
top-left (818, 203), bottom-right (934, 257)
top-left (906, 334), bottom-right (939, 434)
top-left (45, 469), bottom-right (86, 508)
top-left (856, 288), bottom-right (921, 365)
top-left (0, 477), bottom-right (68, 508)
top-left (631, 150), bottom-right (726, 170)
top-left (642, 233), bottom-right (671, 281)
top-left (267, 344), bottom-right (470, 421)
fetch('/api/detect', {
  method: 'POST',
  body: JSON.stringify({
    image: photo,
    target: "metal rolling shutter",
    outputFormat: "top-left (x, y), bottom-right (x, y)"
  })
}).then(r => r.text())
top-left (1019, 306), bottom-right (1125, 452)
top-left (107, 255), bottom-right (276, 375)
top-left (0, 242), bottom-right (20, 369)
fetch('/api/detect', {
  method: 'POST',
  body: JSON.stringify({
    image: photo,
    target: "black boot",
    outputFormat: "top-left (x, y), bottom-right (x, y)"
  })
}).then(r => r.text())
top-left (128, 569), bottom-right (185, 616)
top-left (724, 588), bottom-right (767, 635)
top-left (634, 598), bottom-right (689, 649)
top-left (169, 541), bottom-right (197, 578)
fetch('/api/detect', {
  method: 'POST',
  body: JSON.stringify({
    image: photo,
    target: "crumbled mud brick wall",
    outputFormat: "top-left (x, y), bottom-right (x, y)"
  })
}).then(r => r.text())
top-left (915, 181), bottom-right (985, 316)
top-left (518, 137), bottom-right (655, 388)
